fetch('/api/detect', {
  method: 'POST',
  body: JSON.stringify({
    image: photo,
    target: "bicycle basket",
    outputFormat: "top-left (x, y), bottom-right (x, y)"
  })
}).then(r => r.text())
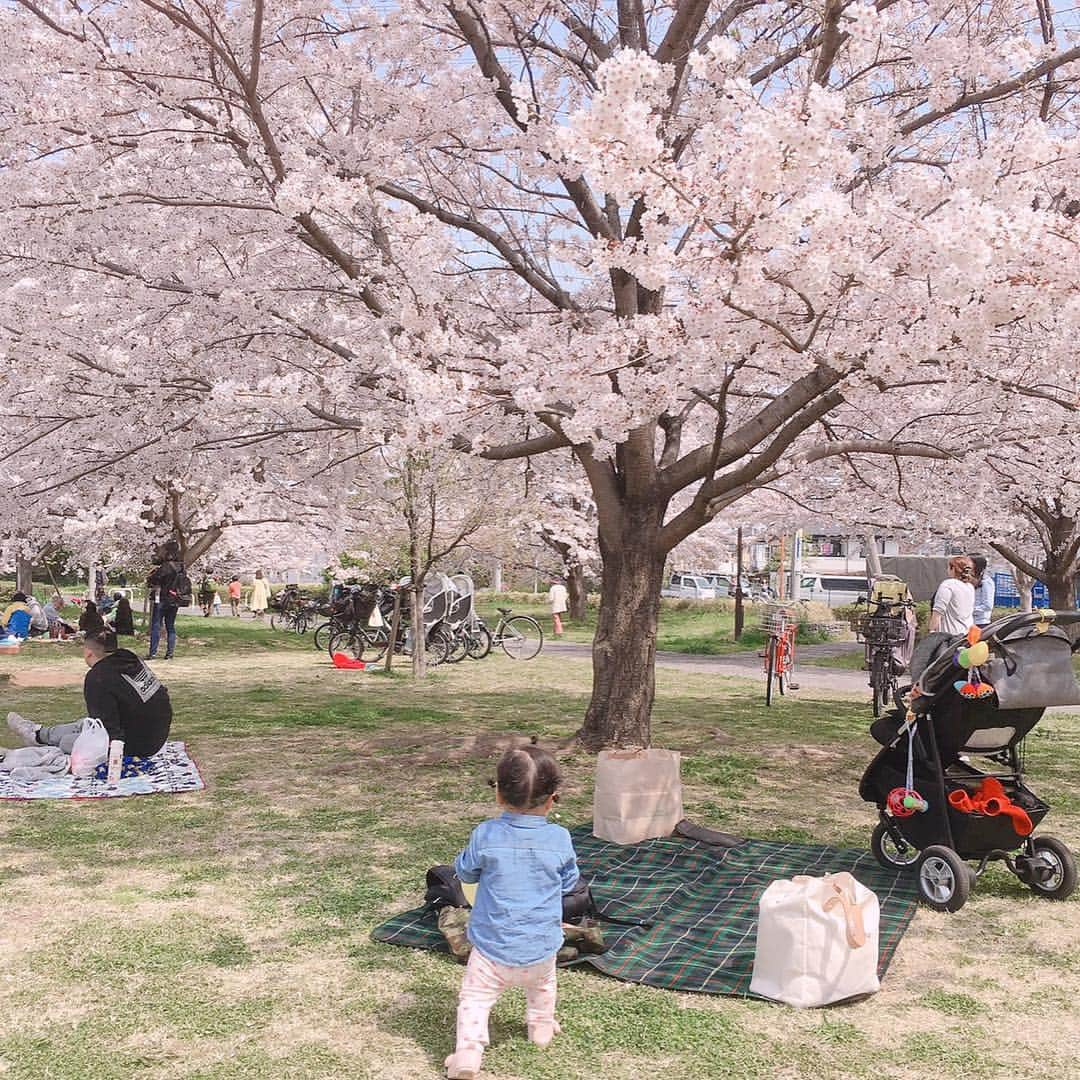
top-left (855, 613), bottom-right (907, 644)
top-left (759, 603), bottom-right (795, 634)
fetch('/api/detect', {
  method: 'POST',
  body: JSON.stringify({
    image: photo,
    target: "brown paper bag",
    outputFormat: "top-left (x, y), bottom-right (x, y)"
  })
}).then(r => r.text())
top-left (592, 749), bottom-right (683, 845)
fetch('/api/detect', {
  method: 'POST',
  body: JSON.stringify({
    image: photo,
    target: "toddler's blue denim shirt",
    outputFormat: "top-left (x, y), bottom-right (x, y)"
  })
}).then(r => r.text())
top-left (454, 811), bottom-right (579, 967)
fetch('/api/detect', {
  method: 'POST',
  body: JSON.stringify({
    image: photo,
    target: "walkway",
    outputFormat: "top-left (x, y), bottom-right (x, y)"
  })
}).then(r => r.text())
top-left (544, 640), bottom-right (872, 696)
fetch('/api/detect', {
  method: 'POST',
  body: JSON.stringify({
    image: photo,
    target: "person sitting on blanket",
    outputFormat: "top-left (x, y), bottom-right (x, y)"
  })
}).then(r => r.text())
top-left (6, 629), bottom-right (173, 758)
top-left (444, 745), bottom-right (579, 1080)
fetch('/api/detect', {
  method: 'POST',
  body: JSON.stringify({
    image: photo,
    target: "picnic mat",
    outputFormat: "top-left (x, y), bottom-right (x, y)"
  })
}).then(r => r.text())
top-left (0, 741), bottom-right (204, 800)
top-left (371, 825), bottom-right (920, 996)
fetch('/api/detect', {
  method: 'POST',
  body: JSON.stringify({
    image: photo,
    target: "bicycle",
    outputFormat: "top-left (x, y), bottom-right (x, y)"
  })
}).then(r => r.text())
top-left (851, 598), bottom-right (914, 716)
top-left (479, 606), bottom-right (543, 660)
top-left (760, 602), bottom-right (804, 705)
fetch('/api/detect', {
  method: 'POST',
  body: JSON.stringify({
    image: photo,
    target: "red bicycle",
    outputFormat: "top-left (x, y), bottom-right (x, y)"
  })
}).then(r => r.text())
top-left (761, 603), bottom-right (802, 705)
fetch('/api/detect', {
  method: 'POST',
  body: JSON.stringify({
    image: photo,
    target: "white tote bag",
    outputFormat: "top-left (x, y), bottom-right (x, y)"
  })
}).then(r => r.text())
top-left (750, 872), bottom-right (880, 1007)
top-left (69, 717), bottom-right (110, 778)
top-left (592, 749), bottom-right (683, 845)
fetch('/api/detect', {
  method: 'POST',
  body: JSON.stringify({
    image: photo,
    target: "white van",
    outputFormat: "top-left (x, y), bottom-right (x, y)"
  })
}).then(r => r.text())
top-left (797, 574), bottom-right (867, 608)
top-left (662, 573), bottom-right (717, 601)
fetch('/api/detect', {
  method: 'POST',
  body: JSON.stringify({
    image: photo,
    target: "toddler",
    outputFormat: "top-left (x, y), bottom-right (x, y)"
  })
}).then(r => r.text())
top-left (445, 745), bottom-right (579, 1080)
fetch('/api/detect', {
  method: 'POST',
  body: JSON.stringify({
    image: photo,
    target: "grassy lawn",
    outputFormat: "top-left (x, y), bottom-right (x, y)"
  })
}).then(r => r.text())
top-left (2, 619), bottom-right (1080, 1078)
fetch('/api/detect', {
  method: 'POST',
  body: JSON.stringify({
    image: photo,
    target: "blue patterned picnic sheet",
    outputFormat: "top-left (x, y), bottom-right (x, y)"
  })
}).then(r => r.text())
top-left (0, 741), bottom-right (204, 800)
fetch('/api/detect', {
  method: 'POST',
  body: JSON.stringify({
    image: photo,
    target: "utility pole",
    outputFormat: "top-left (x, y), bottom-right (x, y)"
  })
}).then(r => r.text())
top-left (734, 526), bottom-right (745, 640)
top-left (777, 536), bottom-right (786, 600)
top-left (789, 529), bottom-right (803, 601)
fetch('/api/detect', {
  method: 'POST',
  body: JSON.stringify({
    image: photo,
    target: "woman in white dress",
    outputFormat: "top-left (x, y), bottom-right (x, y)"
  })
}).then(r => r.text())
top-left (548, 578), bottom-right (568, 637)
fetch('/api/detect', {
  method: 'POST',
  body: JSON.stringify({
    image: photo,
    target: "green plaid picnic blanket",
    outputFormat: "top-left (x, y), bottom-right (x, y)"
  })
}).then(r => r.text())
top-left (371, 825), bottom-right (920, 996)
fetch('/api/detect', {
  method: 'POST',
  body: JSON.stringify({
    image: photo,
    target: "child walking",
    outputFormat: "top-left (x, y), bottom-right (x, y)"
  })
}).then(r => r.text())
top-left (445, 745), bottom-right (579, 1080)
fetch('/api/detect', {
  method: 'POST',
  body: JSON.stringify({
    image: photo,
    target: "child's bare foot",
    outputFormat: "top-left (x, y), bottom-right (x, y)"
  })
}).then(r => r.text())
top-left (445, 1050), bottom-right (482, 1079)
top-left (527, 1019), bottom-right (561, 1048)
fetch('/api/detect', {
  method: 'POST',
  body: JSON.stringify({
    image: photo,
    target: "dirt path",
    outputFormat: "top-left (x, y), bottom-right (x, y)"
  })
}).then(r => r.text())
top-left (545, 640), bottom-right (872, 696)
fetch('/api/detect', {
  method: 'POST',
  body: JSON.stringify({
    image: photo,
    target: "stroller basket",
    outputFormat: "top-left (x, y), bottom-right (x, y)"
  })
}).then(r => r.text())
top-left (853, 613), bottom-right (908, 644)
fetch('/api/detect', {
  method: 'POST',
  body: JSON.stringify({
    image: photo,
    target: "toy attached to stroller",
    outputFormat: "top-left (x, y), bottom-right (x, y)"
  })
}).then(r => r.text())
top-left (860, 610), bottom-right (1080, 912)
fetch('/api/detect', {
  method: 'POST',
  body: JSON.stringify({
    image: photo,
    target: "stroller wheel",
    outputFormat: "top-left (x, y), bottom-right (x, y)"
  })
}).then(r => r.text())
top-left (871, 822), bottom-right (919, 870)
top-left (915, 846), bottom-right (971, 913)
top-left (1023, 836), bottom-right (1078, 901)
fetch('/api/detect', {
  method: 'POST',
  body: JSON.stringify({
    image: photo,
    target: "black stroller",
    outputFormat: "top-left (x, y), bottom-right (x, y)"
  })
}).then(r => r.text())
top-left (860, 610), bottom-right (1080, 912)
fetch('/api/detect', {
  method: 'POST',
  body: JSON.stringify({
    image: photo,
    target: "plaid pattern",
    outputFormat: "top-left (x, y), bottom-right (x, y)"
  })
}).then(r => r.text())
top-left (372, 825), bottom-right (919, 997)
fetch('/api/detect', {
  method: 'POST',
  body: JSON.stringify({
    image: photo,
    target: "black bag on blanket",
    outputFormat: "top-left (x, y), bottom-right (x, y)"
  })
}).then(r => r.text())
top-left (424, 864), bottom-right (595, 923)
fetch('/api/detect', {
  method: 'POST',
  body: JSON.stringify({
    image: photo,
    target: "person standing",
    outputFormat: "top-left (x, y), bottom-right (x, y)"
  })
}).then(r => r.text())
top-left (969, 554), bottom-right (996, 629)
top-left (929, 556), bottom-right (975, 636)
top-left (147, 540), bottom-right (185, 660)
top-left (197, 576), bottom-right (214, 618)
top-left (249, 571), bottom-right (271, 622)
top-left (548, 578), bottom-right (568, 638)
top-left (228, 576), bottom-right (242, 617)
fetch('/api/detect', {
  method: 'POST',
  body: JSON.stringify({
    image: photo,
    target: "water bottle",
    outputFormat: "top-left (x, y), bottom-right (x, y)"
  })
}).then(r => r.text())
top-left (106, 739), bottom-right (124, 785)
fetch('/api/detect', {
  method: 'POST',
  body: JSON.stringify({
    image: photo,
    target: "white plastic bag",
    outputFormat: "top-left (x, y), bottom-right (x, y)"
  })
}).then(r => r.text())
top-left (592, 749), bottom-right (683, 845)
top-left (750, 872), bottom-right (880, 1007)
top-left (69, 717), bottom-right (110, 778)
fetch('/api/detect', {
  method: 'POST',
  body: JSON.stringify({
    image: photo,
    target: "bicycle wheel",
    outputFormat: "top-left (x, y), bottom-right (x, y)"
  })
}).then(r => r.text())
top-left (871, 651), bottom-right (887, 716)
top-left (500, 615), bottom-right (543, 659)
top-left (765, 637), bottom-right (776, 706)
top-left (329, 627), bottom-right (388, 663)
top-left (294, 612), bottom-right (310, 634)
top-left (269, 611), bottom-right (280, 630)
top-left (445, 628), bottom-right (469, 664)
top-left (426, 626), bottom-right (452, 666)
top-left (467, 624), bottom-right (492, 660)
top-left (314, 620), bottom-right (339, 651)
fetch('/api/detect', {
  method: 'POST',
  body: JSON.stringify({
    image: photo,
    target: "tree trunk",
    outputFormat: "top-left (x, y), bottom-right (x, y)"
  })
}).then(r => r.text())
top-left (578, 506), bottom-right (665, 750)
top-left (15, 554), bottom-right (32, 595)
top-left (1015, 570), bottom-right (1033, 614)
top-left (1046, 575), bottom-right (1074, 611)
top-left (567, 562), bottom-right (587, 621)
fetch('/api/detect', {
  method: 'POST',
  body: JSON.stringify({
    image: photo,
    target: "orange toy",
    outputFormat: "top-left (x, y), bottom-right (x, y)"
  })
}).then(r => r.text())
top-left (948, 777), bottom-right (1033, 836)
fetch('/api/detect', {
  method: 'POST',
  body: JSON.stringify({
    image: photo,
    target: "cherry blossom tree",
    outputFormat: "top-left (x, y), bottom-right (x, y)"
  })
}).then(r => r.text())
top-left (3, 0), bottom-right (1080, 747)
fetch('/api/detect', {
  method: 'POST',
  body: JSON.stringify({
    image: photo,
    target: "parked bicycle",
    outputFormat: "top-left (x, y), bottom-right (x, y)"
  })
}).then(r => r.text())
top-left (760, 602), bottom-right (804, 705)
top-left (478, 606), bottom-right (544, 660)
top-left (851, 594), bottom-right (914, 716)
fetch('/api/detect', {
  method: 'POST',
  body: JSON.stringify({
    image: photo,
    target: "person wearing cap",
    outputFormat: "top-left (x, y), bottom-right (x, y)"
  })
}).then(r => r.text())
top-left (7, 628), bottom-right (172, 757)
top-left (1, 592), bottom-right (31, 632)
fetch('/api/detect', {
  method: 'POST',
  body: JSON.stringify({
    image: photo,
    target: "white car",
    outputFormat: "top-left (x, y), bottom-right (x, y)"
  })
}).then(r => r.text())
top-left (662, 573), bottom-right (717, 600)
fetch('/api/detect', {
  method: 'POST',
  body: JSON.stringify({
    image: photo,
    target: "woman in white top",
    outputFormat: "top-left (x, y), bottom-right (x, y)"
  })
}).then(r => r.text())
top-left (969, 554), bottom-right (995, 628)
top-left (548, 578), bottom-right (568, 637)
top-left (929, 557), bottom-right (975, 637)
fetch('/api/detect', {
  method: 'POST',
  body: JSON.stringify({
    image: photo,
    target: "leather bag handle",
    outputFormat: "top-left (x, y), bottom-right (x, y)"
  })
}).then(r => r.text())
top-left (822, 877), bottom-right (867, 949)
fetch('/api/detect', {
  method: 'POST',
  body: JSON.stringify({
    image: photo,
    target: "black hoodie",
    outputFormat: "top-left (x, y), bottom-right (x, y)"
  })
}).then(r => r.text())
top-left (83, 648), bottom-right (173, 757)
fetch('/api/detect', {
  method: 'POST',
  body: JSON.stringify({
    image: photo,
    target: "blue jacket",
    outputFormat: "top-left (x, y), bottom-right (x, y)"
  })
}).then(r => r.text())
top-left (454, 811), bottom-right (579, 967)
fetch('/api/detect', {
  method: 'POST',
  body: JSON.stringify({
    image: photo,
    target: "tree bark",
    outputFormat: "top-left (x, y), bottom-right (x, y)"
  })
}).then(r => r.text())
top-left (15, 554), bottom-right (32, 595)
top-left (578, 502), bottom-right (666, 750)
top-left (567, 562), bottom-right (588, 622)
top-left (1015, 570), bottom-right (1034, 613)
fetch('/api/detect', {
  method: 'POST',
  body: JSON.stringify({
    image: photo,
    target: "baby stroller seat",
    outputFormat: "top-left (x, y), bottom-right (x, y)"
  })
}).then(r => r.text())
top-left (860, 610), bottom-right (1080, 912)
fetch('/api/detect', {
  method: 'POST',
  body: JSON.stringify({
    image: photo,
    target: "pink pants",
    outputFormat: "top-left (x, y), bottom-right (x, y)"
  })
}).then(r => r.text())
top-left (447, 949), bottom-right (558, 1074)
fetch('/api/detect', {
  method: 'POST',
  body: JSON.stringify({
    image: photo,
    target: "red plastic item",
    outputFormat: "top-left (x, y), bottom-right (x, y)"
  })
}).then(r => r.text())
top-left (887, 787), bottom-right (927, 817)
top-left (947, 777), bottom-right (1032, 836)
top-left (332, 652), bottom-right (366, 670)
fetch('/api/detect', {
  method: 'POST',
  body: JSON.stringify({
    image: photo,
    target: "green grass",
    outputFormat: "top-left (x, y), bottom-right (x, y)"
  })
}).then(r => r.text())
top-left (2, 621), bottom-right (1080, 1078)
top-left (478, 595), bottom-right (832, 654)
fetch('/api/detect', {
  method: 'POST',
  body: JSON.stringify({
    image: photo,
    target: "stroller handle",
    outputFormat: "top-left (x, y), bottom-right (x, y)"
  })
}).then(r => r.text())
top-left (912, 608), bottom-right (1080, 709)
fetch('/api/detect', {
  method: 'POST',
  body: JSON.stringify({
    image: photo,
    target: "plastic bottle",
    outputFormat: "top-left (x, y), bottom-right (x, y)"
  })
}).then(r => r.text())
top-left (106, 739), bottom-right (124, 785)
